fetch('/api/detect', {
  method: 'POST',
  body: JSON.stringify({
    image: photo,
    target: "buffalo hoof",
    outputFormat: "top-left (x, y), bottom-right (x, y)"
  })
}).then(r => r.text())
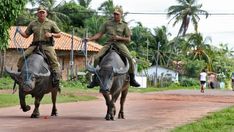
top-left (105, 114), bottom-right (115, 121)
top-left (22, 105), bottom-right (31, 112)
top-left (31, 113), bottom-right (40, 118)
top-left (118, 112), bottom-right (125, 119)
top-left (51, 111), bottom-right (58, 116)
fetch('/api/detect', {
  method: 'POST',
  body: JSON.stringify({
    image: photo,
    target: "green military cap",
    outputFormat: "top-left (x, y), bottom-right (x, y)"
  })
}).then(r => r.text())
top-left (37, 5), bottom-right (47, 13)
top-left (114, 6), bottom-right (123, 15)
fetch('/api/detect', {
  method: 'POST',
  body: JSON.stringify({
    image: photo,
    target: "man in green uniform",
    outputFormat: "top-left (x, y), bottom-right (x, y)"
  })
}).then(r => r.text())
top-left (87, 6), bottom-right (140, 89)
top-left (17, 5), bottom-right (61, 88)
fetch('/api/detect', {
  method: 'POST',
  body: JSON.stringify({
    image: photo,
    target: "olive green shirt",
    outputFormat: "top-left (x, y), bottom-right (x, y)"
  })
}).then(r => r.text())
top-left (25, 18), bottom-right (60, 42)
top-left (100, 19), bottom-right (131, 44)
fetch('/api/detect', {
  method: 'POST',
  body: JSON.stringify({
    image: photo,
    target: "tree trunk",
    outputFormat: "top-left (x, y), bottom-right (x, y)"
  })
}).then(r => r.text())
top-left (0, 50), bottom-right (5, 77)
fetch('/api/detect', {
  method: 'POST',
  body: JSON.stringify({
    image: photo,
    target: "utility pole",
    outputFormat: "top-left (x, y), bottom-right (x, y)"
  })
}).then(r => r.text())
top-left (146, 38), bottom-right (149, 61)
top-left (84, 29), bottom-right (88, 67)
top-left (70, 28), bottom-right (74, 80)
top-left (155, 42), bottom-right (160, 86)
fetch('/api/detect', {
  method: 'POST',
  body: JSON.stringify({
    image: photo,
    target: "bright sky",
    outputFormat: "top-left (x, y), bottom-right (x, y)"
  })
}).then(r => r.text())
top-left (89, 0), bottom-right (234, 49)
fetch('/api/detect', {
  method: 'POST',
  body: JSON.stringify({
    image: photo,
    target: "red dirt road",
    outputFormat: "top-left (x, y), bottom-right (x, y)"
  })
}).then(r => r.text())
top-left (0, 89), bottom-right (234, 132)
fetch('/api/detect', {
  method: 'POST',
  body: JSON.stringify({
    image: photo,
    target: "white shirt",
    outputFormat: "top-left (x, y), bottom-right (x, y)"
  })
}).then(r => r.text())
top-left (200, 72), bottom-right (207, 81)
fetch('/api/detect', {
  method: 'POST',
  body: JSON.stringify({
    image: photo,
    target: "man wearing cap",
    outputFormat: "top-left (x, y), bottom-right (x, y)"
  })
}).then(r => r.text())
top-left (86, 5), bottom-right (140, 90)
top-left (17, 5), bottom-right (61, 88)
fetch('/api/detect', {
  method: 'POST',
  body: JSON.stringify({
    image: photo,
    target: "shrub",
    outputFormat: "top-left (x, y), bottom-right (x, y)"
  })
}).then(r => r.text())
top-left (180, 77), bottom-right (199, 87)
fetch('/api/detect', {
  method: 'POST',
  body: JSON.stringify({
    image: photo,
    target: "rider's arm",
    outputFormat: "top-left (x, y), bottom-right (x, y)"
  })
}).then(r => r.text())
top-left (19, 29), bottom-right (30, 38)
top-left (88, 32), bottom-right (104, 41)
top-left (45, 32), bottom-right (61, 38)
top-left (112, 35), bottom-right (131, 43)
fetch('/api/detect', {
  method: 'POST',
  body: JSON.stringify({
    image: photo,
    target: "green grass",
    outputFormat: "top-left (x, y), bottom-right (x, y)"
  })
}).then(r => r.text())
top-left (0, 79), bottom-right (98, 108)
top-left (0, 76), bottom-right (14, 90)
top-left (171, 106), bottom-right (234, 132)
top-left (0, 91), bottom-right (97, 108)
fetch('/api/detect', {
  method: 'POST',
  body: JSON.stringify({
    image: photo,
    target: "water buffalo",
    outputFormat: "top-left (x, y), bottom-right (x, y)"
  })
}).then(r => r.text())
top-left (87, 47), bottom-right (130, 120)
top-left (5, 49), bottom-right (60, 118)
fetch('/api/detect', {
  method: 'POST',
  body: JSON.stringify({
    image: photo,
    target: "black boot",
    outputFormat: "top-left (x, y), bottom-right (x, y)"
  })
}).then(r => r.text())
top-left (52, 71), bottom-right (60, 88)
top-left (129, 73), bottom-right (140, 87)
top-left (87, 74), bottom-right (99, 88)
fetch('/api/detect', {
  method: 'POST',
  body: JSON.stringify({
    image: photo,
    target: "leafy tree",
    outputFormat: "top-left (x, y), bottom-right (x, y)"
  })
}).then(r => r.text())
top-left (0, 0), bottom-right (27, 50)
top-left (83, 15), bottom-right (107, 44)
top-left (167, 0), bottom-right (209, 36)
top-left (211, 44), bottom-right (234, 78)
top-left (57, 1), bottom-right (94, 32)
top-left (151, 26), bottom-right (172, 66)
top-left (183, 58), bottom-right (206, 78)
top-left (130, 22), bottom-right (153, 58)
top-left (0, 0), bottom-right (27, 76)
top-left (130, 23), bottom-right (152, 72)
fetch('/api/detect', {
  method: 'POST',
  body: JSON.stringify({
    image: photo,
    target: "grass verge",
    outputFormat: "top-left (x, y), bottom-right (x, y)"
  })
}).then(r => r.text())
top-left (172, 106), bottom-right (234, 132)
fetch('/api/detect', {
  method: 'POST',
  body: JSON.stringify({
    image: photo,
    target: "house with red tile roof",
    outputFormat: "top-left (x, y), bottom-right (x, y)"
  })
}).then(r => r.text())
top-left (5, 26), bottom-right (103, 80)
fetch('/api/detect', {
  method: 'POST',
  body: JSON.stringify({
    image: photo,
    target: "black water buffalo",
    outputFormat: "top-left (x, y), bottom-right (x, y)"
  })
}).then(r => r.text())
top-left (5, 49), bottom-right (60, 118)
top-left (87, 47), bottom-right (130, 120)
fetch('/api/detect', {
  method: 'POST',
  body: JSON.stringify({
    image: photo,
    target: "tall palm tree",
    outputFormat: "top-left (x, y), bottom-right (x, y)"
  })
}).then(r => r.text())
top-left (167, 0), bottom-right (209, 36)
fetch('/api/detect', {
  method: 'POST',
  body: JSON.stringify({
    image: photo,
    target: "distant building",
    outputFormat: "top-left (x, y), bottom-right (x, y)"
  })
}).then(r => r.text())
top-left (138, 65), bottom-right (178, 83)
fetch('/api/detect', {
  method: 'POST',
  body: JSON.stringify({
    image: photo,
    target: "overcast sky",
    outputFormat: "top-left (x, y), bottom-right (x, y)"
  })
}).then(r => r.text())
top-left (89, 0), bottom-right (234, 48)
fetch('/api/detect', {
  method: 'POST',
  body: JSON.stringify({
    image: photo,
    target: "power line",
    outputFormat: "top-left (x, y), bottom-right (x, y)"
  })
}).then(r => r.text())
top-left (94, 11), bottom-right (234, 16)
top-left (125, 12), bottom-right (234, 16)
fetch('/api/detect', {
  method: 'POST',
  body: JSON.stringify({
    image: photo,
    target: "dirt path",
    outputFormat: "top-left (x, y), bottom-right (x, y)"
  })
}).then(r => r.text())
top-left (0, 89), bottom-right (234, 132)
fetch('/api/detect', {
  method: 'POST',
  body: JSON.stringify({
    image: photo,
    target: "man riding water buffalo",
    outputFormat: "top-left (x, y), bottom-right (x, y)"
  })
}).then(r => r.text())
top-left (17, 5), bottom-right (61, 88)
top-left (86, 6), bottom-right (140, 92)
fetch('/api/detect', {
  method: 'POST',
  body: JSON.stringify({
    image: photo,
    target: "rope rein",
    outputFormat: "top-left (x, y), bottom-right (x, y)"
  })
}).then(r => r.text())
top-left (14, 27), bottom-right (29, 81)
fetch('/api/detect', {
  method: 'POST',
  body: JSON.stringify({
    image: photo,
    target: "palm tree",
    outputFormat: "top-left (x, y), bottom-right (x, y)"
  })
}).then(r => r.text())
top-left (98, 0), bottom-right (115, 17)
top-left (27, 0), bottom-right (70, 29)
top-left (77, 0), bottom-right (92, 8)
top-left (151, 26), bottom-right (172, 66)
top-left (167, 0), bottom-right (209, 36)
top-left (185, 33), bottom-right (213, 71)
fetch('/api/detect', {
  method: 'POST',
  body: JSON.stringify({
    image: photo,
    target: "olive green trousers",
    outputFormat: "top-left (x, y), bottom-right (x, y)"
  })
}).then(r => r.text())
top-left (17, 45), bottom-right (60, 73)
top-left (94, 43), bottom-right (135, 74)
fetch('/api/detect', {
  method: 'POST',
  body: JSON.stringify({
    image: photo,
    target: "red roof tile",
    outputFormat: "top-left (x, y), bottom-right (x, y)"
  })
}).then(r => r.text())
top-left (8, 26), bottom-right (102, 52)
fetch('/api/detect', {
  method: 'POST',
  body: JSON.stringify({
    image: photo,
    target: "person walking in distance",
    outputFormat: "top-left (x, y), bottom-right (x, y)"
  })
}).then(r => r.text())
top-left (200, 69), bottom-right (207, 93)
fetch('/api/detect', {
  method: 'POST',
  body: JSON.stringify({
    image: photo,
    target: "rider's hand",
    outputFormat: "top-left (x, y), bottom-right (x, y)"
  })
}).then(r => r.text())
top-left (111, 35), bottom-right (121, 41)
top-left (45, 32), bottom-right (53, 38)
top-left (82, 38), bottom-right (89, 43)
top-left (16, 26), bottom-right (21, 33)
top-left (16, 26), bottom-right (23, 35)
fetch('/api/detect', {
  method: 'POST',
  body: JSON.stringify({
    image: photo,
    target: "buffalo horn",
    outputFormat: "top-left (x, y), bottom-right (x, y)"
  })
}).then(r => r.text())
top-left (34, 70), bottom-right (51, 77)
top-left (113, 59), bottom-right (129, 75)
top-left (86, 64), bottom-right (100, 73)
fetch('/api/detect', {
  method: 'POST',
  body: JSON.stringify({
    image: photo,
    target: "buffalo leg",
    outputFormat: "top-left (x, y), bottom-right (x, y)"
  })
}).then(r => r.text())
top-left (51, 90), bottom-right (58, 116)
top-left (109, 92), bottom-right (121, 120)
top-left (102, 92), bottom-right (112, 120)
top-left (31, 95), bottom-right (44, 118)
top-left (19, 89), bottom-right (31, 112)
top-left (118, 89), bottom-right (128, 119)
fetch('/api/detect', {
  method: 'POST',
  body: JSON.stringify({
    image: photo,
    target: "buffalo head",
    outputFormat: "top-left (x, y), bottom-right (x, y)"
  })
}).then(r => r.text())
top-left (5, 67), bottom-right (50, 92)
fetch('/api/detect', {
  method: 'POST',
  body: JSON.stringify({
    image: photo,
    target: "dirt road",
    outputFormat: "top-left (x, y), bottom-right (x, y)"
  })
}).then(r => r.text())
top-left (0, 89), bottom-right (234, 132)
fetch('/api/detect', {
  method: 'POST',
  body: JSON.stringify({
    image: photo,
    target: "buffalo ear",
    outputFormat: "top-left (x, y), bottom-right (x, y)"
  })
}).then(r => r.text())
top-left (4, 67), bottom-right (21, 84)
